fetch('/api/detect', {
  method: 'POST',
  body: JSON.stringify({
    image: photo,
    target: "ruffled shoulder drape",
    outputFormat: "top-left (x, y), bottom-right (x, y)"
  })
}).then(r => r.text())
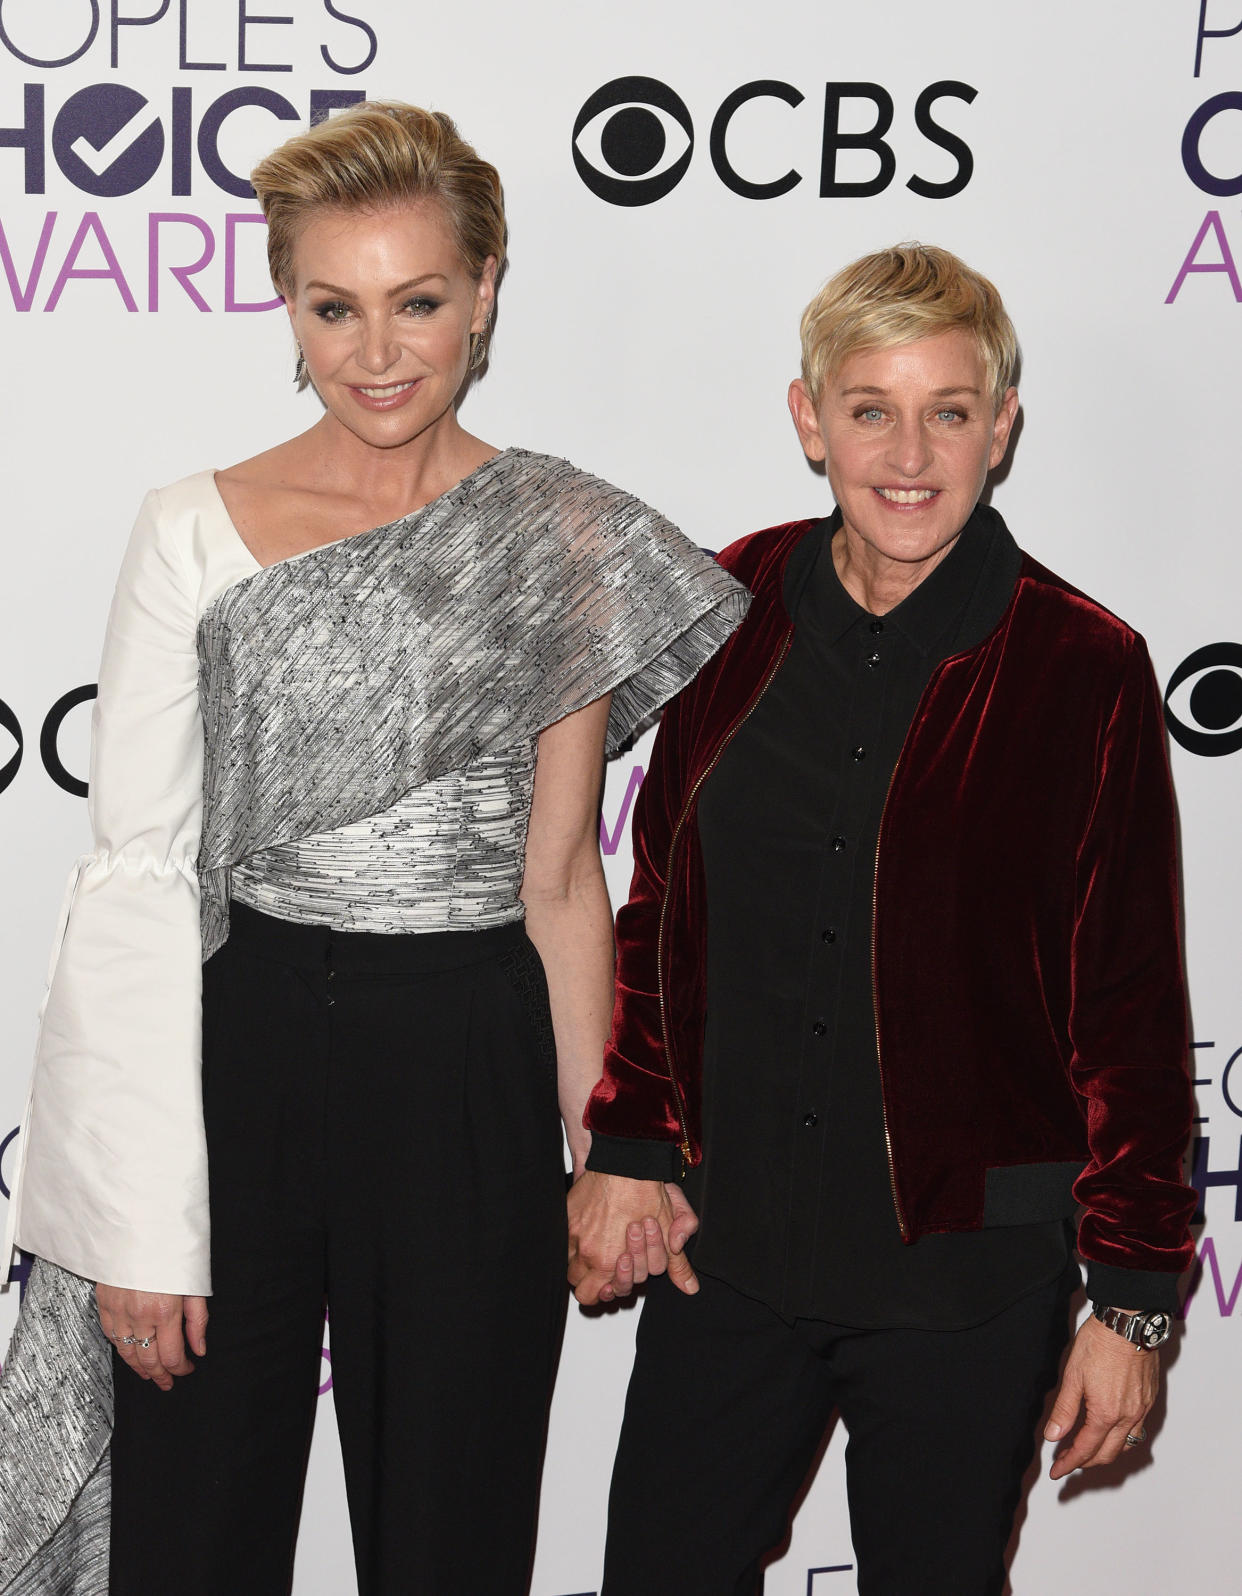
top-left (196, 448), bottom-right (748, 955)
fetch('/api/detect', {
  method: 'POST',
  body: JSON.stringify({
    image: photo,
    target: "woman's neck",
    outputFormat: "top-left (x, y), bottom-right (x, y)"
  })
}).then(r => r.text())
top-left (831, 525), bottom-right (961, 617)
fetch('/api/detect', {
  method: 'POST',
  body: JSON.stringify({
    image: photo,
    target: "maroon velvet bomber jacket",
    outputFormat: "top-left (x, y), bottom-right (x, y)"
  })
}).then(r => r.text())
top-left (584, 516), bottom-right (1198, 1300)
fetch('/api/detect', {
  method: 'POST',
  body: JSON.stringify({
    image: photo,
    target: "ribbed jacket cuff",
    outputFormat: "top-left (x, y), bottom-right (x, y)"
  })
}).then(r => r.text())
top-left (585, 1133), bottom-right (683, 1182)
top-left (1084, 1261), bottom-right (1183, 1314)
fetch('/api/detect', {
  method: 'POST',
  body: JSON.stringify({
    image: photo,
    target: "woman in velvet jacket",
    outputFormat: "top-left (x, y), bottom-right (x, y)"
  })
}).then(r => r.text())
top-left (567, 244), bottom-right (1196, 1596)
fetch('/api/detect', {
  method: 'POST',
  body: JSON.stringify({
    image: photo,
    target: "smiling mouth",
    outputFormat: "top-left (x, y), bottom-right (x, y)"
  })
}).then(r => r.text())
top-left (354, 380), bottom-right (416, 398)
top-left (874, 487), bottom-right (939, 504)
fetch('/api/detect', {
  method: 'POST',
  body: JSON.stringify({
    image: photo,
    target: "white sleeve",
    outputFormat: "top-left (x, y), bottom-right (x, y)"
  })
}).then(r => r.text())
top-left (8, 489), bottom-right (211, 1296)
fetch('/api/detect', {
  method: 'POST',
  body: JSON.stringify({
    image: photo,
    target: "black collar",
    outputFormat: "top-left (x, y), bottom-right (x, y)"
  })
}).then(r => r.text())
top-left (786, 501), bottom-right (1017, 658)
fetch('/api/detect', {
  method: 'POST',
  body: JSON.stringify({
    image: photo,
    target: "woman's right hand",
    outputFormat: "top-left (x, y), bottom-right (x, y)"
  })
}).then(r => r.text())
top-left (96, 1284), bottom-right (208, 1391)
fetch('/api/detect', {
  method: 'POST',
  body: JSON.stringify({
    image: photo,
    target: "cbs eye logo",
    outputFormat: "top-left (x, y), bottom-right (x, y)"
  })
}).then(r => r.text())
top-left (572, 75), bottom-right (976, 207)
top-left (0, 1125), bottom-right (19, 1202)
top-left (0, 688), bottom-right (96, 796)
top-left (1164, 643), bottom-right (1242, 756)
top-left (0, 699), bottom-right (21, 796)
top-left (573, 77), bottom-right (694, 206)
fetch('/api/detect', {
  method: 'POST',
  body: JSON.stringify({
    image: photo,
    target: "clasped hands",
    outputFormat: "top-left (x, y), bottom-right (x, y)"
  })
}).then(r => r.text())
top-left (567, 1171), bottom-right (700, 1304)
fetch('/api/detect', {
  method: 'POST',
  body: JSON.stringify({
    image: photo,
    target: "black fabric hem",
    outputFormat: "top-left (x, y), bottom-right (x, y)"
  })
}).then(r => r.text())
top-left (688, 1251), bottom-right (1080, 1334)
top-left (1083, 1260), bottom-right (1183, 1314)
top-left (982, 1160), bottom-right (1082, 1225)
top-left (585, 1133), bottom-right (683, 1182)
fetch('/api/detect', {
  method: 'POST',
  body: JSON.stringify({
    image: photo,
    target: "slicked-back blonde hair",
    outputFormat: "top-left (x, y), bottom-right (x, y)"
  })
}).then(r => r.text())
top-left (799, 243), bottom-right (1019, 410)
top-left (251, 101), bottom-right (506, 387)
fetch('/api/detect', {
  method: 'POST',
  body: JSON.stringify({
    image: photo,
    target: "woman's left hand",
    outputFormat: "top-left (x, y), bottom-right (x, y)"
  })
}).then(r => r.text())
top-left (1044, 1315), bottom-right (1159, 1479)
top-left (96, 1284), bottom-right (209, 1392)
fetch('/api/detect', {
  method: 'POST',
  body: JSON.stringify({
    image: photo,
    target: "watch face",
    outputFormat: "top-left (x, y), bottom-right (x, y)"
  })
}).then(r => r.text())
top-left (1140, 1311), bottom-right (1173, 1349)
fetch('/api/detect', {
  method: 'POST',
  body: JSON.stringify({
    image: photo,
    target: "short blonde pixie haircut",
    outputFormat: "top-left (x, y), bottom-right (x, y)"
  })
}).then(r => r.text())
top-left (799, 243), bottom-right (1019, 411)
top-left (251, 102), bottom-right (506, 387)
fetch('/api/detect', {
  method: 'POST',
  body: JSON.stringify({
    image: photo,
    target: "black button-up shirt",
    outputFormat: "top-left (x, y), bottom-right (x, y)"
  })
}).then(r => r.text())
top-left (687, 508), bottom-right (1071, 1328)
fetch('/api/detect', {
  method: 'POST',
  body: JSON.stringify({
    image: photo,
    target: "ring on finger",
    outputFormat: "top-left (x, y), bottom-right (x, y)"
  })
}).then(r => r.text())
top-left (119, 1334), bottom-right (155, 1349)
top-left (1123, 1426), bottom-right (1148, 1448)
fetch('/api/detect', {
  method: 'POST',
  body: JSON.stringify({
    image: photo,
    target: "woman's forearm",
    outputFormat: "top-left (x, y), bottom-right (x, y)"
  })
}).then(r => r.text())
top-left (522, 866), bottom-right (615, 1178)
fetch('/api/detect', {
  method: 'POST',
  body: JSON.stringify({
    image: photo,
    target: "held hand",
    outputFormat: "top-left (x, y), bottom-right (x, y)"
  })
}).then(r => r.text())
top-left (567, 1171), bottom-right (700, 1305)
top-left (96, 1284), bottom-right (209, 1392)
top-left (1044, 1315), bottom-right (1159, 1480)
top-left (609, 1182), bottom-right (701, 1302)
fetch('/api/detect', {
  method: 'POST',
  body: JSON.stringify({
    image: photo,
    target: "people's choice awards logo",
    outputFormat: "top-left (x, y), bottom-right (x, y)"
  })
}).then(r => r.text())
top-left (1164, 643), bottom-right (1242, 756)
top-left (53, 82), bottom-right (164, 198)
top-left (0, 2), bottom-right (378, 313)
top-left (572, 76), bottom-right (976, 206)
top-left (1166, 13), bottom-right (1242, 301)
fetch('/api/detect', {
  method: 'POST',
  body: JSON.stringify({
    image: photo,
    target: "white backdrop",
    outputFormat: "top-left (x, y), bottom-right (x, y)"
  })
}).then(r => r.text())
top-left (1, 3), bottom-right (1239, 1591)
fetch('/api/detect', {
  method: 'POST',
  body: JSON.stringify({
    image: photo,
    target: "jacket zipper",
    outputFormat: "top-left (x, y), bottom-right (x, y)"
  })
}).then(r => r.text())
top-left (656, 630), bottom-right (794, 1172)
top-left (872, 762), bottom-right (908, 1240)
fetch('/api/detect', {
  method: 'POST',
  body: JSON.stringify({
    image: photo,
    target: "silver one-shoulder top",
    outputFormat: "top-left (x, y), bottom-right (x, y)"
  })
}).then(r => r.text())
top-left (203, 448), bottom-right (748, 942)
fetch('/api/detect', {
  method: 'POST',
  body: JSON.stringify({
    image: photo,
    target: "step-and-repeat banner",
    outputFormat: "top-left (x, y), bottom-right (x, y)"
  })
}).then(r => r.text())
top-left (1, 2), bottom-right (1238, 1590)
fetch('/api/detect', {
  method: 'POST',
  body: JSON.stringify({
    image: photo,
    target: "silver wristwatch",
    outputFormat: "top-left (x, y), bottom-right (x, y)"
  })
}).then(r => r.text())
top-left (1090, 1303), bottom-right (1173, 1350)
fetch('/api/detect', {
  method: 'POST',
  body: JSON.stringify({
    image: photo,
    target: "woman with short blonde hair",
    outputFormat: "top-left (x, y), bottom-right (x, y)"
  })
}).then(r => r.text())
top-left (570, 241), bottom-right (1194, 1595)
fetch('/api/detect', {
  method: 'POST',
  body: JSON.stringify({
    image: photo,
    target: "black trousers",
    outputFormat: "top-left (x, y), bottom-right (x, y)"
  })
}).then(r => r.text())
top-left (110, 903), bottom-right (567, 1596)
top-left (602, 1266), bottom-right (1077, 1596)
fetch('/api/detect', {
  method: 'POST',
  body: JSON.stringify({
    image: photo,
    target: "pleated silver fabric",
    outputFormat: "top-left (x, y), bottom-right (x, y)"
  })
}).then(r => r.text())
top-left (230, 750), bottom-right (539, 932)
top-left (200, 447), bottom-right (748, 949)
top-left (0, 446), bottom-right (750, 1590)
top-left (0, 1262), bottom-right (110, 1595)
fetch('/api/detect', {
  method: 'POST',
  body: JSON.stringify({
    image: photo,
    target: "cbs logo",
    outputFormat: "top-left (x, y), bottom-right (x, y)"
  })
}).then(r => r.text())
top-left (1164, 644), bottom-right (1242, 757)
top-left (0, 688), bottom-right (96, 798)
top-left (572, 75), bottom-right (976, 206)
top-left (0, 1124), bottom-right (31, 1297)
top-left (0, 1125), bottom-right (19, 1202)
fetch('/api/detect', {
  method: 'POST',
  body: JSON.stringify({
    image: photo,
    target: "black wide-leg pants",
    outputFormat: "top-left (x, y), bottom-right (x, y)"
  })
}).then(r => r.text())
top-left (110, 903), bottom-right (567, 1596)
top-left (602, 1266), bottom-right (1077, 1596)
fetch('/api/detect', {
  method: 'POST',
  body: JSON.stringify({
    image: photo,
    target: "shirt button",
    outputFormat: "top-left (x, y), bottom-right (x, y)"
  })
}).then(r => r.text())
top-left (869, 618), bottom-right (884, 634)
top-left (831, 836), bottom-right (846, 852)
top-left (851, 746), bottom-right (865, 761)
top-left (821, 928), bottom-right (837, 943)
top-left (812, 1019), bottom-right (827, 1036)
top-left (803, 1111), bottom-right (819, 1128)
top-left (866, 652), bottom-right (881, 668)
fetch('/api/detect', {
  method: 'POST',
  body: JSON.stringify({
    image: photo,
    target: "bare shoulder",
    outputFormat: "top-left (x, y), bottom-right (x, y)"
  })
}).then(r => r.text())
top-left (214, 436), bottom-right (348, 566)
top-left (214, 437), bottom-right (318, 513)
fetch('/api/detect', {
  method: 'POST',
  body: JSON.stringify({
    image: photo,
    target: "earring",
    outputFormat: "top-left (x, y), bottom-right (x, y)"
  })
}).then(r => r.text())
top-left (294, 345), bottom-right (306, 386)
top-left (469, 312), bottom-right (493, 372)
